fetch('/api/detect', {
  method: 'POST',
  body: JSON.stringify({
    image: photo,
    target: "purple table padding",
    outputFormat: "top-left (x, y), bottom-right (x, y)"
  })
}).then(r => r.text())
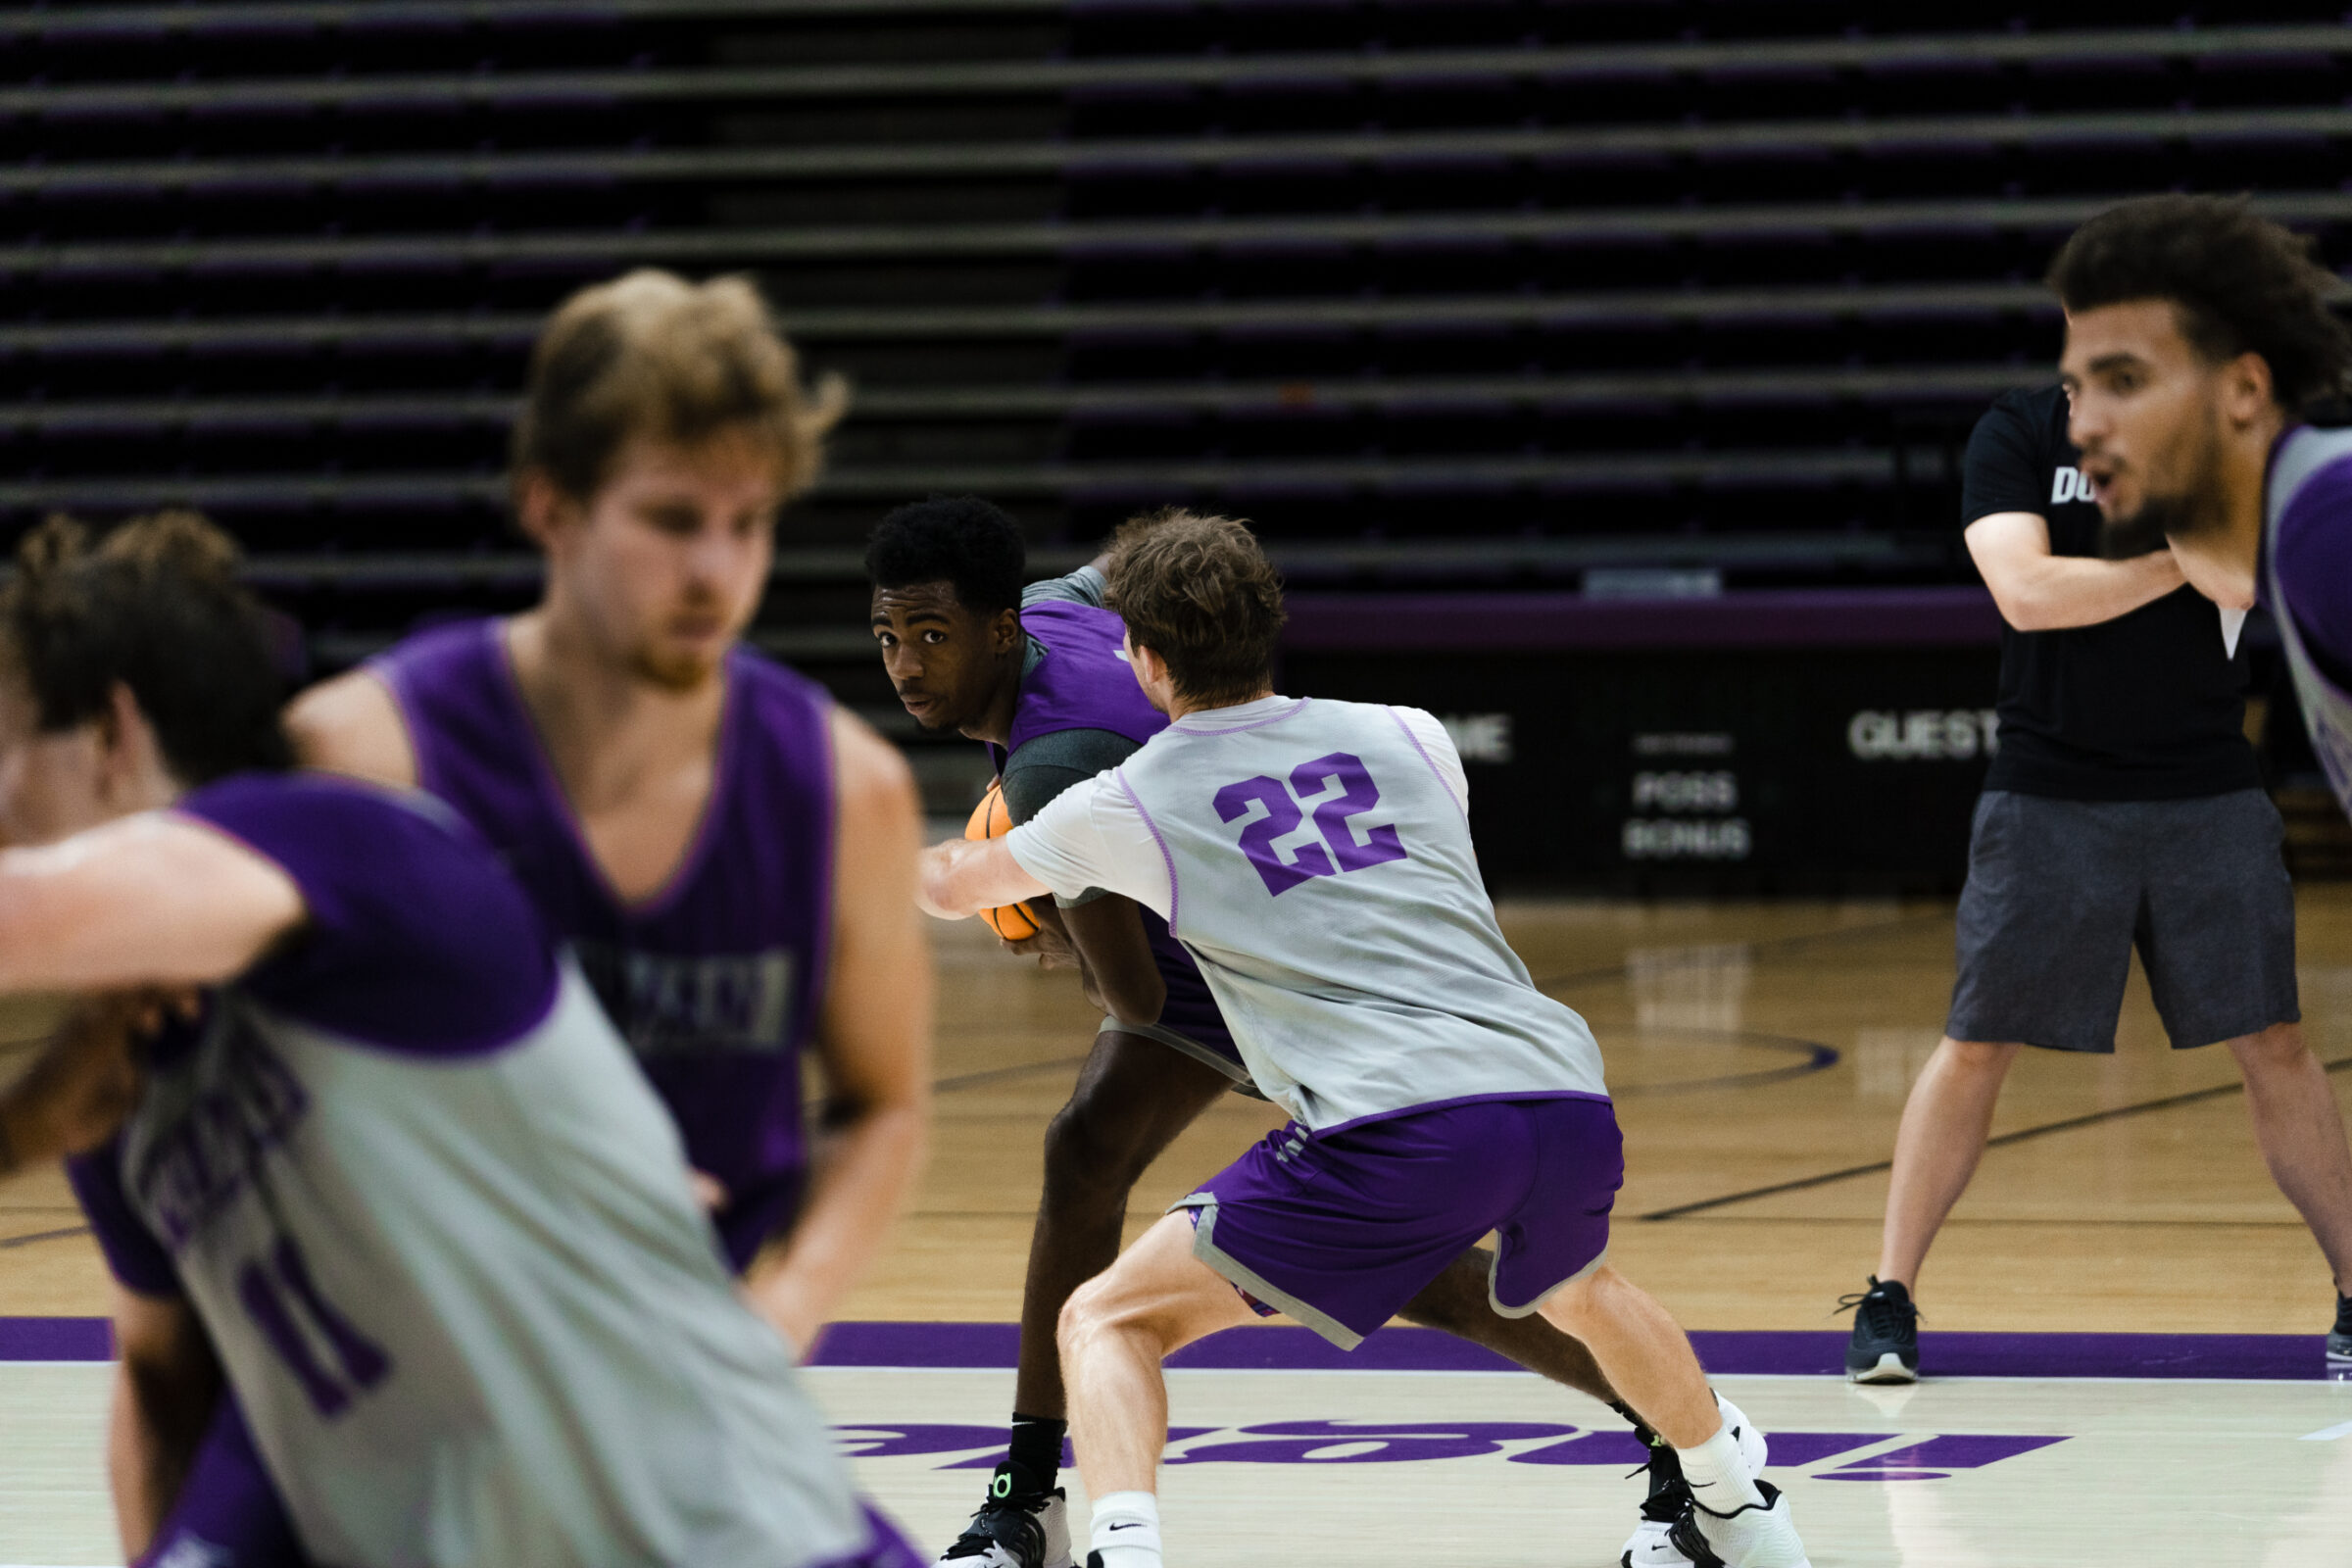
top-left (802, 1322), bottom-right (2330, 1381)
top-left (1280, 588), bottom-right (2004, 652)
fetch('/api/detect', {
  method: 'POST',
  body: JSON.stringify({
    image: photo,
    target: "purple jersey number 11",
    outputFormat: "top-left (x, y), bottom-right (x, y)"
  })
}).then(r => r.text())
top-left (1214, 751), bottom-right (1407, 898)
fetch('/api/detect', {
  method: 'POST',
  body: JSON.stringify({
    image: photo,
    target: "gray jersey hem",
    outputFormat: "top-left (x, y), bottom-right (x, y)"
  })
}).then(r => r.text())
top-left (1486, 1247), bottom-right (1609, 1320)
top-left (1098, 1016), bottom-right (1253, 1087)
top-left (1174, 1196), bottom-right (1366, 1351)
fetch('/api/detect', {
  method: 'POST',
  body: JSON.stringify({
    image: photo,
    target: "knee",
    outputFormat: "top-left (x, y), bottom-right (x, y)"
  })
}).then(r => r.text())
top-left (2230, 1022), bottom-right (2309, 1079)
top-left (1533, 1265), bottom-right (1615, 1336)
top-left (1042, 1093), bottom-right (1151, 1206)
top-left (1057, 1269), bottom-right (1139, 1366)
top-left (1939, 1038), bottom-right (2022, 1077)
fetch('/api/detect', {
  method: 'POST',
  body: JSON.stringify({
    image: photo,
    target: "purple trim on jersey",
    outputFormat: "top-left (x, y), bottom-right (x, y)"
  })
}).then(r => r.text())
top-left (1169, 698), bottom-right (1310, 737)
top-left (1384, 708), bottom-right (1463, 819)
top-left (479, 628), bottom-right (739, 918)
top-left (1004, 601), bottom-right (1167, 758)
top-left (1114, 769), bottom-right (1181, 939)
top-left (68, 1138), bottom-right (179, 1298)
top-left (1309, 1088), bottom-right (1615, 1140)
top-left (2273, 450), bottom-right (2352, 679)
top-left (371, 619), bottom-right (837, 1272)
top-left (176, 775), bottom-right (562, 1056)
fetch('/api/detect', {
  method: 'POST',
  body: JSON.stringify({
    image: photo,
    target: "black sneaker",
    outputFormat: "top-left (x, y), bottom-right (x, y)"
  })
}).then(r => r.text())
top-left (938, 1462), bottom-right (1071, 1568)
top-left (2329, 1294), bottom-right (2351, 1374)
top-left (1619, 1440), bottom-right (1690, 1568)
top-left (1838, 1275), bottom-right (1919, 1385)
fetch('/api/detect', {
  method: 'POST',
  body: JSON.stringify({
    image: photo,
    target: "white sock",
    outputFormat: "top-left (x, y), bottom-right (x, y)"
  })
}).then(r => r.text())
top-left (1677, 1422), bottom-right (1765, 1512)
top-left (1089, 1491), bottom-right (1162, 1568)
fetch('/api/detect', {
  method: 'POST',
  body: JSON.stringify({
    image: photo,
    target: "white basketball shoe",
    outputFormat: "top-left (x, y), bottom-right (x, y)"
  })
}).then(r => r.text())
top-left (1666, 1480), bottom-right (1812, 1568)
top-left (1619, 1395), bottom-right (1770, 1568)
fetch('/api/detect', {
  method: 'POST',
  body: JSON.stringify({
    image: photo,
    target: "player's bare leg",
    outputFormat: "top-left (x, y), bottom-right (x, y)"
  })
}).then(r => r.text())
top-left (1057, 1213), bottom-right (1260, 1568)
top-left (1398, 1246), bottom-right (1619, 1404)
top-left (1876, 1037), bottom-right (2023, 1291)
top-left (2231, 1021), bottom-right (2352, 1292)
top-left (939, 1034), bottom-right (1231, 1568)
top-left (1541, 1267), bottom-right (1811, 1567)
top-left (1849, 1037), bottom-right (2020, 1384)
top-left (1016, 1035), bottom-right (1235, 1421)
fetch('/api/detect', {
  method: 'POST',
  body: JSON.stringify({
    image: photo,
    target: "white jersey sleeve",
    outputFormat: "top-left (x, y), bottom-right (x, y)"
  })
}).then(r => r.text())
top-left (1004, 767), bottom-right (1174, 917)
top-left (1390, 706), bottom-right (1470, 814)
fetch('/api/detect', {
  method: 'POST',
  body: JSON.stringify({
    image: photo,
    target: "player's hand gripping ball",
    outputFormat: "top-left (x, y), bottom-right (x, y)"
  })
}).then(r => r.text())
top-left (963, 779), bottom-right (1040, 942)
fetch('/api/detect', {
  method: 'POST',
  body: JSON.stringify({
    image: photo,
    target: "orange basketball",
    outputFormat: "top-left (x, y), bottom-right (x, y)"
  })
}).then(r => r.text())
top-left (963, 779), bottom-right (1040, 941)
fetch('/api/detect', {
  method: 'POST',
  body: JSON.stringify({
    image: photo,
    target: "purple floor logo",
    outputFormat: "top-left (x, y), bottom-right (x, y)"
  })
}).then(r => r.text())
top-left (834, 1422), bottom-right (2066, 1481)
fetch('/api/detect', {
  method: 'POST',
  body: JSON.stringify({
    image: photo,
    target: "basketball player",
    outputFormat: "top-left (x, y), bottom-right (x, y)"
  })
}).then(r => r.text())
top-left (110, 270), bottom-right (932, 1561)
top-left (0, 512), bottom-right (923, 1567)
top-left (914, 514), bottom-right (1811, 1568)
top-left (2028, 194), bottom-right (2352, 1371)
top-left (869, 498), bottom-right (1758, 1568)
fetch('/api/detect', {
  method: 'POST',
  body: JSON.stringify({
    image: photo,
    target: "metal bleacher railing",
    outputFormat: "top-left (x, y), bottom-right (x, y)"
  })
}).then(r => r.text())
top-left (7, 8), bottom-right (2352, 611)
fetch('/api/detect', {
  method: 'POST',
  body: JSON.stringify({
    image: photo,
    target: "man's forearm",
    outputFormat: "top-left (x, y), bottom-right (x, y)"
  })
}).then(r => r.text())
top-left (1990, 550), bottom-right (2184, 631)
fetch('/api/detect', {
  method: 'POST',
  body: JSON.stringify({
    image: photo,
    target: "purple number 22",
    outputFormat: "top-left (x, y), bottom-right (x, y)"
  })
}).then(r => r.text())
top-left (1214, 752), bottom-right (1406, 898)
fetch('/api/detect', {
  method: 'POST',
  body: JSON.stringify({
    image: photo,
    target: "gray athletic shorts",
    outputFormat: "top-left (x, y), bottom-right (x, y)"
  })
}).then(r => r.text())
top-left (1945, 789), bottom-right (2299, 1053)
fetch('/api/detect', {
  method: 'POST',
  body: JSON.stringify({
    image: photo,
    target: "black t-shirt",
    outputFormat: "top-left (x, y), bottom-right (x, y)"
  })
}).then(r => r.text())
top-left (1963, 384), bottom-right (2258, 800)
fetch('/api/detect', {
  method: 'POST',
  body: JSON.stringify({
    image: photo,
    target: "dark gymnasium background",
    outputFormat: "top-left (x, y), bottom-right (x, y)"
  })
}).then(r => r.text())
top-left (6, 0), bottom-right (2348, 891)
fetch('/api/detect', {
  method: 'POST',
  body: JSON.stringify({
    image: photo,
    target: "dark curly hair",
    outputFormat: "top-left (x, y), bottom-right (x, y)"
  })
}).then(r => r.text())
top-left (2047, 194), bottom-right (2352, 410)
top-left (1104, 509), bottom-right (1285, 708)
top-left (864, 495), bottom-right (1026, 614)
top-left (3, 511), bottom-right (293, 784)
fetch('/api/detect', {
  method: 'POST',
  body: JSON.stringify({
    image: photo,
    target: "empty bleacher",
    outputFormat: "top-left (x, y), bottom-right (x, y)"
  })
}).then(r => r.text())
top-left (5, 1), bottom-right (2349, 824)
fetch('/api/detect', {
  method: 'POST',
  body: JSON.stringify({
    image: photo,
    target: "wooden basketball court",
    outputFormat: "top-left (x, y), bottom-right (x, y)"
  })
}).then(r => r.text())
top-left (2, 890), bottom-right (2348, 1564)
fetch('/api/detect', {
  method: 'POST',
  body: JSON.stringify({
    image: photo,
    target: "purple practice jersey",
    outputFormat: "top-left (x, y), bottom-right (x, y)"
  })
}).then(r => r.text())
top-left (1002, 592), bottom-right (1248, 1085)
top-left (371, 619), bottom-right (836, 1268)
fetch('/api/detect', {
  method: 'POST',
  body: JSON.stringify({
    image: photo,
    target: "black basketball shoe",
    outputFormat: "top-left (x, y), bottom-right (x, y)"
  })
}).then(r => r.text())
top-left (1838, 1276), bottom-right (1919, 1385)
top-left (937, 1461), bottom-right (1071, 1568)
top-left (2329, 1294), bottom-right (2352, 1375)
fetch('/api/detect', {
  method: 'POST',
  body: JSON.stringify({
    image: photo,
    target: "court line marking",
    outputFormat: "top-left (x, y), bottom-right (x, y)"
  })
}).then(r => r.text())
top-left (2300, 1418), bottom-right (2352, 1442)
top-left (1640, 1053), bottom-right (2352, 1221)
top-left (933, 1054), bottom-right (1089, 1093)
top-left (0, 1226), bottom-right (87, 1250)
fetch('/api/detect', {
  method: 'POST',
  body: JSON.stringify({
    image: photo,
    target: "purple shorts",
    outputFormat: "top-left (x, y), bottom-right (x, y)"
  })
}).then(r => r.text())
top-left (1176, 1095), bottom-right (1623, 1349)
top-left (133, 1397), bottom-right (309, 1568)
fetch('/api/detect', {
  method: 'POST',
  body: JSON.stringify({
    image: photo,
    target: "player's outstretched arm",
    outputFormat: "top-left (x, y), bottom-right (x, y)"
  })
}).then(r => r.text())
top-left (108, 1286), bottom-right (220, 1560)
top-left (1965, 511), bottom-right (2186, 630)
top-left (744, 709), bottom-right (934, 1355)
top-left (284, 667), bottom-right (420, 788)
top-left (0, 815), bottom-right (305, 996)
top-left (916, 837), bottom-right (1051, 919)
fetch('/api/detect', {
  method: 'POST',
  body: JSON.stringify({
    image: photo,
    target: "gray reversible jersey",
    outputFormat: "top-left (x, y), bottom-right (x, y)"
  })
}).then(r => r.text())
top-left (71, 774), bottom-right (870, 1568)
top-left (1009, 695), bottom-right (1607, 1129)
top-left (2267, 424), bottom-right (2352, 816)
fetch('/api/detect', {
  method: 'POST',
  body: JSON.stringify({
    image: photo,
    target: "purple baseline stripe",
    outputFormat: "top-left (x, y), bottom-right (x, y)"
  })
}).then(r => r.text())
top-left (0, 1317), bottom-right (113, 1360)
top-left (1281, 588), bottom-right (2003, 652)
top-left (9, 1316), bottom-right (2325, 1379)
top-left (801, 1322), bottom-right (2336, 1381)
